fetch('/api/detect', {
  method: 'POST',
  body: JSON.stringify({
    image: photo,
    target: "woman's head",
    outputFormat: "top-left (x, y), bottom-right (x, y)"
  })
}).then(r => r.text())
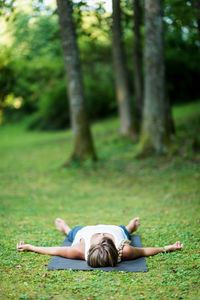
top-left (87, 237), bottom-right (118, 268)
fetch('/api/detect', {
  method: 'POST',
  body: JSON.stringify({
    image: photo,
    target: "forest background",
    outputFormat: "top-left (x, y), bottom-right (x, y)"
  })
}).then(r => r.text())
top-left (1, 0), bottom-right (200, 131)
top-left (0, 0), bottom-right (200, 299)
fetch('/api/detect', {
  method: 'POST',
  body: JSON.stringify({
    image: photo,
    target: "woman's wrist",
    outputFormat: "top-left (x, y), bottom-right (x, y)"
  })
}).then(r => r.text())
top-left (28, 245), bottom-right (34, 251)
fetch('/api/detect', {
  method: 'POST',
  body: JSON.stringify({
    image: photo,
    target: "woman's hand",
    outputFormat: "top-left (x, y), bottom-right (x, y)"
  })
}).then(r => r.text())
top-left (17, 241), bottom-right (32, 251)
top-left (164, 241), bottom-right (183, 252)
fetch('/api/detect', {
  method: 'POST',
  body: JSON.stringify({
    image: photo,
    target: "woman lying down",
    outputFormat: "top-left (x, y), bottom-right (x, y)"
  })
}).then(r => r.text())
top-left (17, 217), bottom-right (183, 268)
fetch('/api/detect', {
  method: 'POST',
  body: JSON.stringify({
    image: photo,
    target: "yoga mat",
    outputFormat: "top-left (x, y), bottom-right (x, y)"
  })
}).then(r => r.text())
top-left (47, 235), bottom-right (147, 272)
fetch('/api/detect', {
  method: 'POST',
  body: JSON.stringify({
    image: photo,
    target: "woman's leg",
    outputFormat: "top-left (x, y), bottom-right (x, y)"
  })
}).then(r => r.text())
top-left (126, 217), bottom-right (140, 233)
top-left (55, 218), bottom-right (72, 235)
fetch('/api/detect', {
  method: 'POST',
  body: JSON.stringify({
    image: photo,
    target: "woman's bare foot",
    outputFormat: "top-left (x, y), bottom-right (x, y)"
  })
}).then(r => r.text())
top-left (55, 218), bottom-right (71, 235)
top-left (164, 241), bottom-right (183, 252)
top-left (126, 217), bottom-right (140, 233)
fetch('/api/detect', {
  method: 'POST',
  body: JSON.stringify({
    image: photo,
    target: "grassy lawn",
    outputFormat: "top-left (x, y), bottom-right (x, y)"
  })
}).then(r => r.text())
top-left (0, 101), bottom-right (200, 300)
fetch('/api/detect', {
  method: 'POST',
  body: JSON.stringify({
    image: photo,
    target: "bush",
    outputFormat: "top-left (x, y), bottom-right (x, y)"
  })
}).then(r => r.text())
top-left (28, 80), bottom-right (69, 130)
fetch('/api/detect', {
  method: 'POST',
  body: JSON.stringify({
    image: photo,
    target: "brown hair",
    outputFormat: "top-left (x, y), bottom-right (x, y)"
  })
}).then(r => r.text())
top-left (87, 237), bottom-right (118, 268)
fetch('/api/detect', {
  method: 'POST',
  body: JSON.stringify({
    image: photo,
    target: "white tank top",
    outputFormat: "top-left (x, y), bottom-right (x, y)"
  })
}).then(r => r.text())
top-left (71, 225), bottom-right (129, 260)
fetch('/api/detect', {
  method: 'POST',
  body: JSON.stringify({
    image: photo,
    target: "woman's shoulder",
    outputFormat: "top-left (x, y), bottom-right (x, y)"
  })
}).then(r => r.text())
top-left (121, 244), bottom-right (133, 260)
top-left (71, 240), bottom-right (85, 259)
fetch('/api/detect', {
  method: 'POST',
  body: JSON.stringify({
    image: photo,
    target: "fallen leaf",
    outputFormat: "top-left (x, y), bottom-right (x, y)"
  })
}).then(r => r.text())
top-left (15, 265), bottom-right (22, 268)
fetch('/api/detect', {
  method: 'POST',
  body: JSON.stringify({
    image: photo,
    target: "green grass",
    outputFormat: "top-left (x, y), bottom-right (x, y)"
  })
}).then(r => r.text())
top-left (0, 101), bottom-right (200, 300)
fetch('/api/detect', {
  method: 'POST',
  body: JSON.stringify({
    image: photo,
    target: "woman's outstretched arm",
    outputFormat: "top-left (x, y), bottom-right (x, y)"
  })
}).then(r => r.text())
top-left (17, 241), bottom-right (84, 259)
top-left (122, 241), bottom-right (183, 260)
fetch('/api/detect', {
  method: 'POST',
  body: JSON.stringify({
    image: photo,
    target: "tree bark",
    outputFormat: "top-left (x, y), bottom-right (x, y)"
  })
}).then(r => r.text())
top-left (56, 0), bottom-right (97, 162)
top-left (112, 0), bottom-right (136, 136)
top-left (133, 0), bottom-right (143, 118)
top-left (192, 0), bottom-right (200, 38)
top-left (139, 0), bottom-right (174, 154)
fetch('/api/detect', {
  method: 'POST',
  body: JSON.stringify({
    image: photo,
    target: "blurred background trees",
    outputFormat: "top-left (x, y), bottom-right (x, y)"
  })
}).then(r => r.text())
top-left (112, 0), bottom-right (135, 137)
top-left (133, 0), bottom-right (143, 124)
top-left (56, 0), bottom-right (96, 162)
top-left (140, 0), bottom-right (174, 154)
top-left (0, 0), bottom-right (200, 138)
top-left (192, 0), bottom-right (200, 37)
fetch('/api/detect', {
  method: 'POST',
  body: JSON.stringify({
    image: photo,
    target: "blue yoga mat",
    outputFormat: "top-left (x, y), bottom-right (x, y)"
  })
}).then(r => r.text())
top-left (47, 235), bottom-right (148, 272)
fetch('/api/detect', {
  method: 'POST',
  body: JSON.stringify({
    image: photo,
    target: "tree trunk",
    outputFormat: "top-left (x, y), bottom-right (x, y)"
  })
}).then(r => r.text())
top-left (133, 0), bottom-right (143, 119)
top-left (192, 0), bottom-right (200, 38)
top-left (139, 0), bottom-right (174, 154)
top-left (112, 0), bottom-right (136, 136)
top-left (56, 0), bottom-right (97, 162)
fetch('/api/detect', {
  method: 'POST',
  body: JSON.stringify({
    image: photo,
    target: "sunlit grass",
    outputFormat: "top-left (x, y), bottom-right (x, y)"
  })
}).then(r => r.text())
top-left (0, 101), bottom-right (200, 299)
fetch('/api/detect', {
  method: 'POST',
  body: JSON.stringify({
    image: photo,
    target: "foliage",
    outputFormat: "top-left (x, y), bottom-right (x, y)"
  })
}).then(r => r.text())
top-left (28, 80), bottom-right (69, 130)
top-left (0, 0), bottom-right (15, 17)
top-left (0, 1), bottom-right (117, 129)
top-left (0, 8), bottom-right (65, 125)
top-left (0, 0), bottom-right (200, 129)
top-left (164, 0), bottom-right (200, 102)
top-left (0, 101), bottom-right (200, 299)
